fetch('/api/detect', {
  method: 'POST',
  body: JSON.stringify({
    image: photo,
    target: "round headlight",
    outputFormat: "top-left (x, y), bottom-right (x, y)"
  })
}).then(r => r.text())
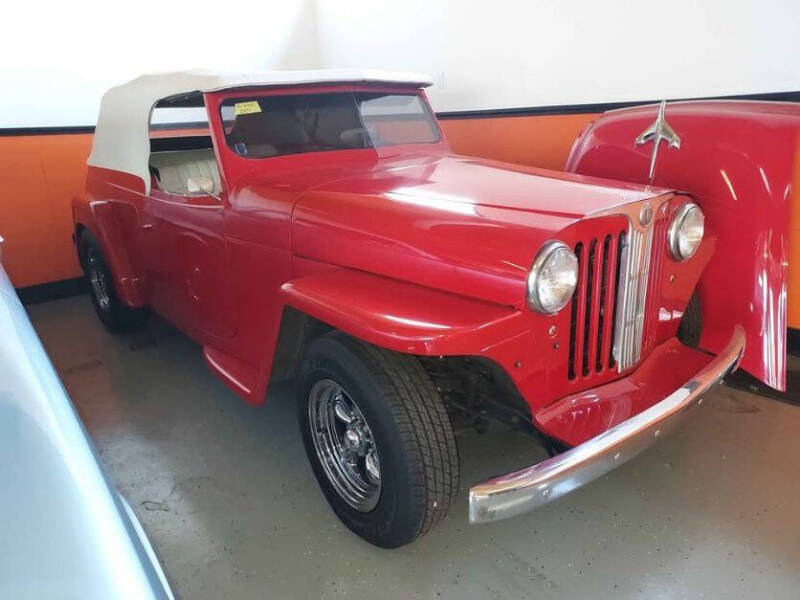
top-left (527, 241), bottom-right (579, 315)
top-left (669, 203), bottom-right (704, 260)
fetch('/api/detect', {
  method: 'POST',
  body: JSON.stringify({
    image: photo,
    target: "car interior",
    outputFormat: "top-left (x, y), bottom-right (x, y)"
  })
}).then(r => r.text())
top-left (222, 94), bottom-right (370, 157)
top-left (148, 95), bottom-right (222, 196)
top-left (149, 146), bottom-right (222, 196)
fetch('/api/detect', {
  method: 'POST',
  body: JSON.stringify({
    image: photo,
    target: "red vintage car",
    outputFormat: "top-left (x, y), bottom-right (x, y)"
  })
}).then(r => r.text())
top-left (73, 69), bottom-right (788, 548)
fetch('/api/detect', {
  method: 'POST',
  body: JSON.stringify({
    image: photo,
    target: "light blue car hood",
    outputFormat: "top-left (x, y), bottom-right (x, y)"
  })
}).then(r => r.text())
top-left (0, 266), bottom-right (172, 599)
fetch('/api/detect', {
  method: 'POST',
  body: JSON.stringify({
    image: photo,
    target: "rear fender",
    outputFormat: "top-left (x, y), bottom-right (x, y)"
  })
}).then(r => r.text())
top-left (566, 104), bottom-right (800, 390)
top-left (75, 197), bottom-right (145, 307)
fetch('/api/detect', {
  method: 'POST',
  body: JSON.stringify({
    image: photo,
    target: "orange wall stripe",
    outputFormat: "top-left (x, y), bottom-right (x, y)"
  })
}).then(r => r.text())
top-left (0, 134), bottom-right (90, 288)
top-left (150, 127), bottom-right (209, 138)
top-left (440, 113), bottom-right (599, 171)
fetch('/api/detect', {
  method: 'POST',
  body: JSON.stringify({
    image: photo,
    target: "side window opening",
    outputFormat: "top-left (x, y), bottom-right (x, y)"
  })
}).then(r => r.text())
top-left (148, 93), bottom-right (221, 196)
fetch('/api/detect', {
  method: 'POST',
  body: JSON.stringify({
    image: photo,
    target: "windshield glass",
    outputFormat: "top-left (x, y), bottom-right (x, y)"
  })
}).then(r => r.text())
top-left (219, 92), bottom-right (440, 158)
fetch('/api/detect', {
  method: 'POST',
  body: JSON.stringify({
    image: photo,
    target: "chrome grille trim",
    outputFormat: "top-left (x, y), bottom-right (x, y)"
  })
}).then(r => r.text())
top-left (613, 222), bottom-right (653, 371)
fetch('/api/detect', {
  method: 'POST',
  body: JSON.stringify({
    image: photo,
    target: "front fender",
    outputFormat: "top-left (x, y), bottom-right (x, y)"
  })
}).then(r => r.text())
top-left (566, 102), bottom-right (800, 390)
top-left (278, 268), bottom-right (521, 356)
top-left (224, 267), bottom-right (523, 408)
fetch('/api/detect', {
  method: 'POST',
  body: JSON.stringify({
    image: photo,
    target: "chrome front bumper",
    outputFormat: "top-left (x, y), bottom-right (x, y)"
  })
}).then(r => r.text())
top-left (468, 325), bottom-right (746, 524)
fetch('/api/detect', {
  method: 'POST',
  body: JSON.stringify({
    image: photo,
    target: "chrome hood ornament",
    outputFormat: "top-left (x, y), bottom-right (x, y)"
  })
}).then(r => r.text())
top-left (635, 100), bottom-right (681, 181)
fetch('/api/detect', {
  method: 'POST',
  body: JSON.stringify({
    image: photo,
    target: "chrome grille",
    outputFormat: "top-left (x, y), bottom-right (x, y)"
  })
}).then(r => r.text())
top-left (567, 198), bottom-right (670, 381)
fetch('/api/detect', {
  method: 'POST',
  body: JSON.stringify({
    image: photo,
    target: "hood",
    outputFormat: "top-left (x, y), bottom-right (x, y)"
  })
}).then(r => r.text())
top-left (291, 153), bottom-right (668, 307)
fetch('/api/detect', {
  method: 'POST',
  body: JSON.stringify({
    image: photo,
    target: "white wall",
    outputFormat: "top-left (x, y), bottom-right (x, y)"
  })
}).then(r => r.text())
top-left (315, 0), bottom-right (800, 112)
top-left (2, 0), bottom-right (798, 126)
top-left (0, 0), bottom-right (320, 127)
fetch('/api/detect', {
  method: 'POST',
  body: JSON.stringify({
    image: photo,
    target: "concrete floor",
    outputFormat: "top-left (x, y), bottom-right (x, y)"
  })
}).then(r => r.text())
top-left (27, 295), bottom-right (800, 599)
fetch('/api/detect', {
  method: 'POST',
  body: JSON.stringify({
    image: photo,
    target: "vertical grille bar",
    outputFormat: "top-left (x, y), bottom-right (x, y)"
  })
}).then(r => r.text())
top-left (599, 234), bottom-right (619, 369)
top-left (644, 215), bottom-right (668, 348)
top-left (586, 239), bottom-right (604, 375)
top-left (632, 226), bottom-right (653, 363)
top-left (608, 231), bottom-right (626, 369)
top-left (580, 241), bottom-right (596, 376)
top-left (572, 244), bottom-right (590, 378)
top-left (567, 243), bottom-right (583, 380)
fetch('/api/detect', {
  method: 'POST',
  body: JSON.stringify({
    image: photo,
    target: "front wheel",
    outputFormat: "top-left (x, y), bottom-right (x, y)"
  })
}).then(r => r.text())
top-left (297, 332), bottom-right (459, 548)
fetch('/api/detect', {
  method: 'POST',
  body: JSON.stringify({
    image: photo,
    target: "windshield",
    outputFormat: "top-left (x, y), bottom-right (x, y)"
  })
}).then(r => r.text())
top-left (219, 92), bottom-right (440, 158)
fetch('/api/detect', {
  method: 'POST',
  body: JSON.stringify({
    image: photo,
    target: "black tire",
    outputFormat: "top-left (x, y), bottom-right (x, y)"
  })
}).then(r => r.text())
top-left (78, 231), bottom-right (149, 333)
top-left (297, 332), bottom-right (459, 548)
top-left (677, 291), bottom-right (702, 348)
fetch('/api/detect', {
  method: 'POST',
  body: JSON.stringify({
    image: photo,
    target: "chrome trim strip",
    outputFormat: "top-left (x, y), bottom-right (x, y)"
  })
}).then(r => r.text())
top-left (614, 224), bottom-right (654, 371)
top-left (606, 196), bottom-right (673, 373)
top-left (468, 325), bottom-right (746, 524)
top-left (615, 225), bottom-right (633, 368)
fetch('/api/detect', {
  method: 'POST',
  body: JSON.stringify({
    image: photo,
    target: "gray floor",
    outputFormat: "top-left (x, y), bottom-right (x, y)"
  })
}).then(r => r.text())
top-left (27, 295), bottom-right (800, 600)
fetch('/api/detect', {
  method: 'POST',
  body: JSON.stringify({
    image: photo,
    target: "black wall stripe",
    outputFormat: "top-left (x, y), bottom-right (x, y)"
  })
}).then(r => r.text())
top-left (436, 90), bottom-right (800, 119)
top-left (0, 126), bottom-right (96, 137)
top-left (16, 277), bottom-right (86, 305)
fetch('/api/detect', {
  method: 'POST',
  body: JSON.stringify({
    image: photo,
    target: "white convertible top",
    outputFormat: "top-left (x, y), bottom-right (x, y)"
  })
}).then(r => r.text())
top-left (87, 69), bottom-right (433, 193)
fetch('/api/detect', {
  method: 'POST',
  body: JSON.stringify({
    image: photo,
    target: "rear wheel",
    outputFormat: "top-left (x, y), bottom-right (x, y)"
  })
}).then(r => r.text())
top-left (297, 332), bottom-right (459, 548)
top-left (79, 232), bottom-right (149, 333)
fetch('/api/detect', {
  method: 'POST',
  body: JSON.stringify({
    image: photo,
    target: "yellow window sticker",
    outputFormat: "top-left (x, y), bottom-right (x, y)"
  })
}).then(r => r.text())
top-left (234, 101), bottom-right (262, 116)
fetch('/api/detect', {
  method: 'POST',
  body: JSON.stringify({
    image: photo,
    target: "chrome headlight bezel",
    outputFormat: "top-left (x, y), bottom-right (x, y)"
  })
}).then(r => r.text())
top-left (668, 202), bottom-right (705, 260)
top-left (526, 241), bottom-right (579, 315)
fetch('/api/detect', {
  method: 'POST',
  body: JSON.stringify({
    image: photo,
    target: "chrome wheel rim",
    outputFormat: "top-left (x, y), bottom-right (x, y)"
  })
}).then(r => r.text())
top-left (86, 248), bottom-right (111, 311)
top-left (308, 379), bottom-right (381, 512)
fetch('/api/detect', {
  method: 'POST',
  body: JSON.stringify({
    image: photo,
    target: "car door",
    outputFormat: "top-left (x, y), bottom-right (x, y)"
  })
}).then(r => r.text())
top-left (143, 155), bottom-right (236, 340)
